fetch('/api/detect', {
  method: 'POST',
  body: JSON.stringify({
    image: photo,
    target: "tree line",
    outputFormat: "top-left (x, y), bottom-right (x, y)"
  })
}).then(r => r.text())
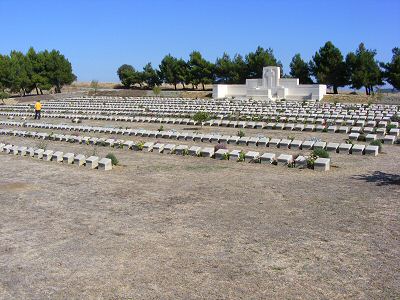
top-left (0, 47), bottom-right (76, 96)
top-left (117, 42), bottom-right (400, 95)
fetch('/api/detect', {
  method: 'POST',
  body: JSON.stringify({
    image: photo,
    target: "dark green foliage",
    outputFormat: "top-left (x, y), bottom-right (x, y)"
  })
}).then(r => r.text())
top-left (159, 54), bottom-right (181, 90)
top-left (310, 41), bottom-right (349, 93)
top-left (369, 140), bottom-right (383, 152)
top-left (312, 148), bottom-right (330, 158)
top-left (245, 46), bottom-right (282, 78)
top-left (386, 124), bottom-right (396, 133)
top-left (192, 111), bottom-right (210, 124)
top-left (358, 134), bottom-right (366, 141)
top-left (237, 130), bottom-right (245, 138)
top-left (390, 115), bottom-right (400, 122)
top-left (380, 47), bottom-right (400, 90)
top-left (346, 43), bottom-right (383, 95)
top-left (117, 64), bottom-right (143, 88)
top-left (289, 54), bottom-right (313, 84)
top-left (106, 153), bottom-right (119, 165)
top-left (142, 62), bottom-right (161, 88)
top-left (188, 51), bottom-right (214, 90)
top-left (0, 47), bottom-right (75, 95)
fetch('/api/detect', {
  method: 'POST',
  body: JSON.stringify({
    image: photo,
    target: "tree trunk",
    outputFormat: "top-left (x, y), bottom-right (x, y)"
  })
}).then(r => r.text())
top-left (40, 88), bottom-right (43, 95)
top-left (333, 86), bottom-right (338, 94)
top-left (202, 82), bottom-right (205, 90)
top-left (365, 86), bottom-right (369, 95)
top-left (35, 86), bottom-right (39, 95)
top-left (174, 83), bottom-right (177, 90)
top-left (182, 83), bottom-right (186, 89)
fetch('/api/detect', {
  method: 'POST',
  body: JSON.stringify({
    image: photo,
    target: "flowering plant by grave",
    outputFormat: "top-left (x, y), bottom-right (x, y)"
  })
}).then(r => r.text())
top-left (237, 151), bottom-right (245, 162)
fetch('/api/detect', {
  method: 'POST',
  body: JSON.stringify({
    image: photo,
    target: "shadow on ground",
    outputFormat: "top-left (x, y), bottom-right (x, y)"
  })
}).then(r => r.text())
top-left (353, 171), bottom-right (400, 186)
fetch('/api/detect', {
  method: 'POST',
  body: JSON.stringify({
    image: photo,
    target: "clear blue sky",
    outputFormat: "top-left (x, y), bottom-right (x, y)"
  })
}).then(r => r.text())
top-left (0, 0), bottom-right (399, 82)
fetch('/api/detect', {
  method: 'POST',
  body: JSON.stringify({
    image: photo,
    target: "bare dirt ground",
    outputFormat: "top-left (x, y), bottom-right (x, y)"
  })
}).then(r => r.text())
top-left (0, 115), bottom-right (399, 299)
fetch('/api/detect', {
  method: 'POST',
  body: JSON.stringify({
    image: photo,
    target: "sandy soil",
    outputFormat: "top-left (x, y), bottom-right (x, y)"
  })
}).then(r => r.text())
top-left (0, 116), bottom-right (399, 299)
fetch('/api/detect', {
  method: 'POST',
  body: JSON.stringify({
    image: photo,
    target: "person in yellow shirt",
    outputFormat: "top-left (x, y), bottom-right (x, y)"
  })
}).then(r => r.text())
top-left (34, 100), bottom-right (42, 120)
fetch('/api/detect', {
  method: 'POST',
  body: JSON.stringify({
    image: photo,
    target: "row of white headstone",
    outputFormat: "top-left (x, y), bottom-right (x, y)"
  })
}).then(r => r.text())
top-left (0, 126), bottom-right (383, 156)
top-left (0, 143), bottom-right (112, 170)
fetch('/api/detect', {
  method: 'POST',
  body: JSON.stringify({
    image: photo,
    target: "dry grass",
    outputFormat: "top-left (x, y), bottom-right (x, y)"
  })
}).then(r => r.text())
top-left (0, 117), bottom-right (399, 298)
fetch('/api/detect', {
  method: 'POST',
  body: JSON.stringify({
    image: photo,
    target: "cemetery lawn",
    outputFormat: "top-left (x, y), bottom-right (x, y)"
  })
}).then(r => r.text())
top-left (0, 134), bottom-right (399, 298)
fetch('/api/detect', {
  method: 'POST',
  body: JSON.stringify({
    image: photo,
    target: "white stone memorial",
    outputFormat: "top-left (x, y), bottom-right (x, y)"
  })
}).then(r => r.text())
top-left (213, 66), bottom-right (326, 101)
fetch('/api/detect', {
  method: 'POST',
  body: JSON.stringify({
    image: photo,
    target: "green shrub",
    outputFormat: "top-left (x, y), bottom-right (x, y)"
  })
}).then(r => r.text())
top-left (358, 134), bottom-right (366, 142)
top-left (390, 115), bottom-right (400, 122)
top-left (135, 141), bottom-right (145, 150)
top-left (222, 153), bottom-right (230, 160)
top-left (193, 111), bottom-right (210, 125)
top-left (237, 151), bottom-right (245, 162)
top-left (106, 153), bottom-right (119, 165)
top-left (237, 130), bottom-right (245, 138)
top-left (152, 86), bottom-right (161, 96)
top-left (312, 148), bottom-right (330, 158)
top-left (386, 124), bottom-right (396, 133)
top-left (158, 125), bottom-right (164, 132)
top-left (369, 140), bottom-right (383, 152)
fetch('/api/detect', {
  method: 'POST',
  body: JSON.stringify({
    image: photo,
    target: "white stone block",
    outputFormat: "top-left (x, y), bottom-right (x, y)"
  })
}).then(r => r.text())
top-left (383, 135), bottom-right (396, 144)
top-left (295, 155), bottom-right (307, 168)
top-left (279, 139), bottom-right (291, 148)
top-left (175, 145), bottom-right (189, 155)
top-left (365, 145), bottom-right (379, 156)
top-left (338, 143), bottom-right (352, 154)
top-left (143, 142), bottom-right (154, 152)
top-left (188, 146), bottom-right (201, 156)
top-left (244, 151), bottom-right (260, 162)
top-left (52, 151), bottom-right (63, 162)
top-left (18, 146), bottom-right (27, 156)
top-left (63, 153), bottom-right (75, 164)
top-left (27, 147), bottom-right (35, 157)
top-left (74, 154), bottom-right (86, 166)
top-left (34, 149), bottom-right (44, 159)
top-left (326, 142), bottom-right (339, 152)
top-left (98, 158), bottom-right (112, 171)
top-left (349, 133), bottom-right (359, 140)
top-left (11, 146), bottom-right (19, 155)
top-left (229, 150), bottom-right (242, 161)
top-left (290, 140), bottom-right (302, 149)
top-left (314, 158), bottom-right (330, 171)
top-left (200, 147), bottom-right (215, 158)
top-left (43, 150), bottom-right (54, 161)
top-left (215, 149), bottom-right (229, 160)
top-left (277, 154), bottom-right (294, 166)
top-left (314, 141), bottom-right (327, 150)
top-left (86, 156), bottom-right (99, 169)
top-left (152, 143), bottom-right (165, 153)
top-left (301, 141), bottom-right (315, 150)
top-left (351, 144), bottom-right (365, 155)
top-left (269, 138), bottom-right (281, 147)
top-left (257, 137), bottom-right (269, 147)
top-left (260, 152), bottom-right (276, 164)
top-left (163, 144), bottom-right (176, 154)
